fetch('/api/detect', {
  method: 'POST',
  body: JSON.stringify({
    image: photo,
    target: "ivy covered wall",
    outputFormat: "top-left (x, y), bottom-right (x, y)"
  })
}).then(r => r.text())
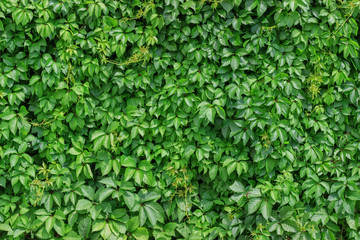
top-left (1, 0), bottom-right (360, 239)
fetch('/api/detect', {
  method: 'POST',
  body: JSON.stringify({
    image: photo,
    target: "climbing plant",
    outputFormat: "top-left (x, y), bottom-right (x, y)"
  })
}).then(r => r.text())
top-left (1, 0), bottom-right (360, 239)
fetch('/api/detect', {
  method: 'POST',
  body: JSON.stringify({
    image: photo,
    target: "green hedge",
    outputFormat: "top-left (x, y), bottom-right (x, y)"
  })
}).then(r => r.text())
top-left (1, 0), bottom-right (360, 239)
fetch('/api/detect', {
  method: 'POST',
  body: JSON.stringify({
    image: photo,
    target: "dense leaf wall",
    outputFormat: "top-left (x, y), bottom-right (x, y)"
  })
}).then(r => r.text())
top-left (1, 0), bottom-right (360, 239)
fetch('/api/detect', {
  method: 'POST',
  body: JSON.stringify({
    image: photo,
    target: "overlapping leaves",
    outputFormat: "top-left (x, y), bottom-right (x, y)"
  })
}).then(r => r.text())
top-left (1, 0), bottom-right (360, 239)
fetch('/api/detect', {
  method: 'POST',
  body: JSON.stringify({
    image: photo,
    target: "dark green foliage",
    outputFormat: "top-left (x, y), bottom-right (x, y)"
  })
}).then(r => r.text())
top-left (1, 0), bottom-right (360, 239)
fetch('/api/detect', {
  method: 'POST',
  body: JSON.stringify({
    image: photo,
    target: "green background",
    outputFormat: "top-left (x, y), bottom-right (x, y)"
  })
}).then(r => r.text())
top-left (1, 0), bottom-right (360, 239)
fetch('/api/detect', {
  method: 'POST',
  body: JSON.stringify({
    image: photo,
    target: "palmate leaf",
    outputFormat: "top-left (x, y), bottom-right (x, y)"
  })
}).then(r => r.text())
top-left (141, 202), bottom-right (165, 226)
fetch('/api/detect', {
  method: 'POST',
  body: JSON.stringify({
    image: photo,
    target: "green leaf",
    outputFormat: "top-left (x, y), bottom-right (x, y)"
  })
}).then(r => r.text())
top-left (281, 220), bottom-right (299, 232)
top-left (245, 0), bottom-right (258, 11)
top-left (126, 217), bottom-right (140, 233)
top-left (346, 215), bottom-right (357, 230)
top-left (209, 165), bottom-right (218, 180)
top-left (124, 192), bottom-right (136, 210)
top-left (229, 181), bottom-right (245, 193)
top-left (92, 221), bottom-right (106, 232)
top-left (98, 188), bottom-right (114, 203)
top-left (76, 199), bottom-right (93, 211)
top-left (260, 200), bottom-right (272, 220)
top-left (68, 147), bottom-right (82, 155)
top-left (133, 227), bottom-right (149, 240)
top-left (121, 156), bottom-right (137, 168)
top-left (206, 107), bottom-right (216, 123)
top-left (215, 106), bottom-right (226, 119)
top-left (100, 223), bottom-right (112, 239)
top-left (143, 202), bottom-right (165, 226)
top-left (78, 217), bottom-right (91, 238)
top-left (124, 168), bottom-right (136, 181)
top-left (247, 198), bottom-right (262, 215)
top-left (227, 162), bottom-right (236, 175)
top-left (0, 223), bottom-right (12, 231)
top-left (347, 191), bottom-right (360, 200)
top-left (184, 145), bottom-right (196, 159)
top-left (221, 1), bottom-right (234, 12)
top-left (257, 0), bottom-right (267, 17)
top-left (0, 177), bottom-right (5, 188)
top-left (231, 56), bottom-right (240, 71)
top-left (80, 185), bottom-right (95, 201)
top-left (99, 177), bottom-right (117, 188)
top-left (45, 216), bottom-right (55, 232)
top-left (63, 232), bottom-right (82, 240)
top-left (9, 117), bottom-right (18, 135)
top-left (139, 206), bottom-right (147, 226)
top-left (14, 229), bottom-right (26, 238)
top-left (91, 130), bottom-right (106, 141)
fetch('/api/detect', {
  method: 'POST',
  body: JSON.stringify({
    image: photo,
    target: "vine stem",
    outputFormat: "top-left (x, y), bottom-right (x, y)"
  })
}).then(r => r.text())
top-left (340, 220), bottom-right (346, 240)
top-left (103, 46), bottom-right (151, 66)
top-left (182, 171), bottom-right (191, 222)
top-left (120, 0), bottom-right (154, 22)
top-left (330, 6), bottom-right (356, 38)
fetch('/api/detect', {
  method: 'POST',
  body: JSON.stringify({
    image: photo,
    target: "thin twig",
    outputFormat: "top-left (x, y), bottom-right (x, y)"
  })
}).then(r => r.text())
top-left (330, 7), bottom-right (356, 38)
